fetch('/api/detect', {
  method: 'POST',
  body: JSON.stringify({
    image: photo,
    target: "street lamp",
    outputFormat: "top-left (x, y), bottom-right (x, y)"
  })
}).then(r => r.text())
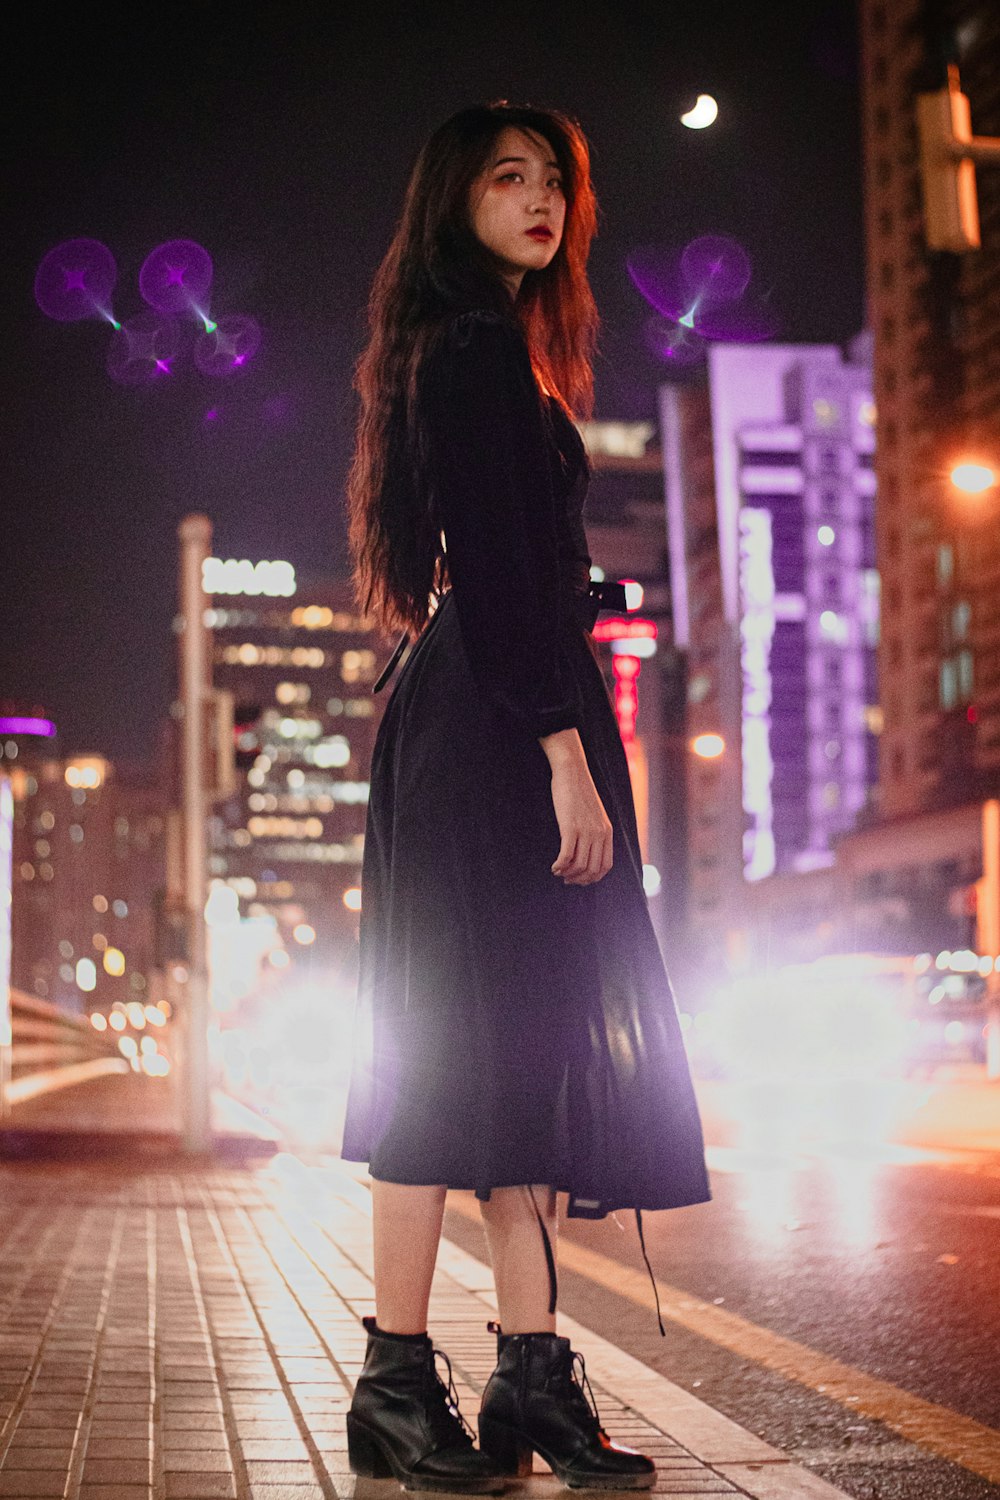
top-left (950, 461), bottom-right (997, 496)
top-left (690, 733), bottom-right (725, 760)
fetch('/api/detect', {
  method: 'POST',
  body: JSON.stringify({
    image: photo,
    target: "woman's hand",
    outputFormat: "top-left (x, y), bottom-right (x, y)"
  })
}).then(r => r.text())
top-left (539, 728), bottom-right (613, 885)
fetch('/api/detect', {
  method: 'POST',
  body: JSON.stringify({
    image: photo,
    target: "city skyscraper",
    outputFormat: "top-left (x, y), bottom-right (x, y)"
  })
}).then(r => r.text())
top-left (662, 339), bottom-right (879, 945)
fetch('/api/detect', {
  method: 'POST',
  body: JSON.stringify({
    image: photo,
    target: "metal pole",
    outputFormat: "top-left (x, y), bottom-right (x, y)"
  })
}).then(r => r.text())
top-left (178, 514), bottom-right (213, 1152)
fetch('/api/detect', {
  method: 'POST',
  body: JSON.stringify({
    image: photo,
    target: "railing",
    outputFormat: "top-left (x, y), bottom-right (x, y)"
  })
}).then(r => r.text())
top-left (1, 989), bottom-right (128, 1114)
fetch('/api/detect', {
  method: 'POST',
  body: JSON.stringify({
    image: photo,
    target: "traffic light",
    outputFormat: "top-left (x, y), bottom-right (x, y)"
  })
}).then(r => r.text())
top-left (916, 69), bottom-right (981, 252)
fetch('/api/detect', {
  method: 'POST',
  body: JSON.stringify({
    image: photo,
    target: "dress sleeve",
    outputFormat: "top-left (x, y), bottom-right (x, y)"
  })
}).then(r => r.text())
top-left (420, 310), bottom-right (580, 739)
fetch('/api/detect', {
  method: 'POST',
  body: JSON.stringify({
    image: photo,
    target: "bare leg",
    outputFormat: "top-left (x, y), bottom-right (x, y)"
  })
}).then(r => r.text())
top-left (479, 1185), bottom-right (557, 1334)
top-left (371, 1179), bottom-right (447, 1333)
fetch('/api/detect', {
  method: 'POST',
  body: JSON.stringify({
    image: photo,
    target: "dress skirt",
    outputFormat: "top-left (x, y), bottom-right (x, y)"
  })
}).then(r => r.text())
top-left (341, 590), bottom-right (712, 1219)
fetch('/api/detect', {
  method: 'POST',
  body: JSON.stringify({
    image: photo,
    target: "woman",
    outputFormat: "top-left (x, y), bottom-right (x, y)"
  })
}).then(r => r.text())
top-left (342, 101), bottom-right (711, 1494)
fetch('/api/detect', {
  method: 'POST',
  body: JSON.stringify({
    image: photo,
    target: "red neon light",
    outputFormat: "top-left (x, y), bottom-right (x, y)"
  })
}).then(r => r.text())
top-left (591, 617), bottom-right (657, 643)
top-left (612, 653), bottom-right (642, 743)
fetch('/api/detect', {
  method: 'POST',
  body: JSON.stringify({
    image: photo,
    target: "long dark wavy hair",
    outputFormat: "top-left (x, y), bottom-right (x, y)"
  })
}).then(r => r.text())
top-left (346, 102), bottom-right (599, 637)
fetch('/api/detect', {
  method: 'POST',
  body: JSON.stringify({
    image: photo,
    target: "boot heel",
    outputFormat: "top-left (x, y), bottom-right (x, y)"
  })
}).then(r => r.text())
top-left (347, 1415), bottom-right (394, 1479)
top-left (478, 1415), bottom-right (532, 1477)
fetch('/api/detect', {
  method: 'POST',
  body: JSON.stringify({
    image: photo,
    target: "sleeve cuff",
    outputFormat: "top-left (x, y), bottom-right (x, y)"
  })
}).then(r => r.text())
top-left (534, 704), bottom-right (581, 739)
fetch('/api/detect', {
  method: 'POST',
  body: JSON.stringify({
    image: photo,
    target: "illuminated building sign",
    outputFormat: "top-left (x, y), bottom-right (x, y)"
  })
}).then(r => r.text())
top-left (576, 421), bottom-right (655, 458)
top-left (611, 654), bottom-right (641, 744)
top-left (596, 618), bottom-right (658, 744)
top-left (739, 508), bottom-right (776, 881)
top-left (0, 717), bottom-right (55, 737)
top-left (203, 557), bottom-right (297, 597)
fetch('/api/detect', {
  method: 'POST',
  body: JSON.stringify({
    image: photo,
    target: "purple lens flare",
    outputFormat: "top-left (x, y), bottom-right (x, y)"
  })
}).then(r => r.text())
top-left (628, 235), bottom-right (781, 348)
top-left (139, 239), bottom-right (213, 318)
top-left (34, 239), bottom-right (119, 324)
top-left (193, 315), bottom-right (262, 376)
top-left (679, 235), bottom-right (751, 303)
top-left (106, 313), bottom-right (180, 385)
top-left (643, 314), bottom-right (707, 367)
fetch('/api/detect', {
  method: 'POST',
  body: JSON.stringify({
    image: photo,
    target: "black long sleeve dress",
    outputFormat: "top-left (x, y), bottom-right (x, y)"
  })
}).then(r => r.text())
top-left (341, 308), bottom-right (711, 1219)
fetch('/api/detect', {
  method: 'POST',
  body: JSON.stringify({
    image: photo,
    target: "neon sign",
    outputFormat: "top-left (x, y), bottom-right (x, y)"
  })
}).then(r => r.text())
top-left (202, 558), bottom-right (296, 597)
top-left (0, 717), bottom-right (55, 737)
top-left (739, 508), bottom-right (776, 880)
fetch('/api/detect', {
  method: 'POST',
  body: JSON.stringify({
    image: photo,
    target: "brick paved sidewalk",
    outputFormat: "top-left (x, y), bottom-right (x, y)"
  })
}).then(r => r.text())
top-left (0, 1153), bottom-right (849, 1500)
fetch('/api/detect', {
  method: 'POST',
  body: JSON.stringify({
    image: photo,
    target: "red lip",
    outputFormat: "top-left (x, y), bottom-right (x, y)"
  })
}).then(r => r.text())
top-left (526, 227), bottom-right (553, 240)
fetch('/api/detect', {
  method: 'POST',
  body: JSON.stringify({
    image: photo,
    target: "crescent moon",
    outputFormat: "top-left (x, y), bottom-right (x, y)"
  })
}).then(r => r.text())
top-left (680, 94), bottom-right (719, 130)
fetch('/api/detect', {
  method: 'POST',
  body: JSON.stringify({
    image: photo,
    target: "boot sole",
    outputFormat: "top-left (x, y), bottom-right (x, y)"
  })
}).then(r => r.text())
top-left (347, 1414), bottom-right (507, 1494)
top-left (478, 1416), bottom-right (655, 1491)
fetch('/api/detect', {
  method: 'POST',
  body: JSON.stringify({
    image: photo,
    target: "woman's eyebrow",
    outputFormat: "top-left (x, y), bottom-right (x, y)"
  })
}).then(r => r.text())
top-left (492, 155), bottom-right (561, 170)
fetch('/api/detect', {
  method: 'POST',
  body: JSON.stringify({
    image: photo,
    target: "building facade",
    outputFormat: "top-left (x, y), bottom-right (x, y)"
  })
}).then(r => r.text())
top-left (8, 743), bottom-right (166, 1015)
top-left (860, 0), bottom-right (1000, 816)
top-left (662, 340), bottom-right (879, 946)
top-left (204, 571), bottom-right (387, 962)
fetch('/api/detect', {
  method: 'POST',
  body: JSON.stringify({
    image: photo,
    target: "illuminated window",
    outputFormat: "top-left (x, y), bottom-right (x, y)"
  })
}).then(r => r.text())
top-left (341, 649), bottom-right (377, 685)
top-left (957, 650), bottom-right (974, 699)
top-left (952, 601), bottom-right (971, 641)
top-left (940, 659), bottom-right (958, 710)
top-left (937, 544), bottom-right (953, 587)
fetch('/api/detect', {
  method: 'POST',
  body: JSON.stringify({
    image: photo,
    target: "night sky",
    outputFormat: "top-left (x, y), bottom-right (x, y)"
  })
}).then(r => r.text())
top-left (2, 1), bottom-right (863, 765)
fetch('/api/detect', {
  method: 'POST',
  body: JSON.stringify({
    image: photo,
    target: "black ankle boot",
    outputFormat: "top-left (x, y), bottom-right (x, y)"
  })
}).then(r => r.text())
top-left (478, 1329), bottom-right (655, 1490)
top-left (347, 1317), bottom-right (506, 1493)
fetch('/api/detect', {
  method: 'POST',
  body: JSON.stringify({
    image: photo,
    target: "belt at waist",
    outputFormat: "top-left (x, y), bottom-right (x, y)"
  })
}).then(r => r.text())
top-left (372, 579), bottom-right (630, 695)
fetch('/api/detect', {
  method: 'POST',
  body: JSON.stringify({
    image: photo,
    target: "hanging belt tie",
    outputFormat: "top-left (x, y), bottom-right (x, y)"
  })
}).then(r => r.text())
top-left (636, 1210), bottom-right (665, 1337)
top-left (528, 1186), bottom-right (558, 1315)
top-left (372, 631), bottom-right (410, 694)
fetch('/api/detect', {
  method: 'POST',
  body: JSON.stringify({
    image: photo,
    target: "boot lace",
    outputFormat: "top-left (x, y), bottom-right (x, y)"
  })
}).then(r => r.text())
top-left (554, 1347), bottom-right (606, 1438)
top-left (423, 1346), bottom-right (475, 1449)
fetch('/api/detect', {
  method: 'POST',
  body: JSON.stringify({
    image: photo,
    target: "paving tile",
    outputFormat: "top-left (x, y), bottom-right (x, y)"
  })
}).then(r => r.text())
top-left (83, 1441), bottom-right (155, 1460)
top-left (2, 1448), bottom-right (76, 1471)
top-left (248, 1489), bottom-right (328, 1500)
top-left (238, 1442), bottom-right (312, 1461)
top-left (78, 1488), bottom-right (153, 1500)
top-left (82, 1460), bottom-right (154, 1484)
top-left (243, 1463), bottom-right (324, 1484)
top-left (163, 1451), bottom-right (238, 1473)
top-left (0, 1474), bottom-right (70, 1498)
top-left (164, 1476), bottom-right (238, 1499)
top-left (162, 1431), bottom-right (232, 1451)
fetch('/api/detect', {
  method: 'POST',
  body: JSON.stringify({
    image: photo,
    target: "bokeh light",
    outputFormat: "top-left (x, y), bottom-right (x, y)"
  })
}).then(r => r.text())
top-left (194, 315), bottom-right (263, 376)
top-left (139, 239), bottom-right (213, 319)
top-left (106, 313), bottom-right (179, 385)
top-left (34, 239), bottom-right (119, 325)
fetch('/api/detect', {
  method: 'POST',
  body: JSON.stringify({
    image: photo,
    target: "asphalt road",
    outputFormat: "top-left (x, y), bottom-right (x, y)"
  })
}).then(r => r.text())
top-left (444, 1130), bottom-right (1000, 1499)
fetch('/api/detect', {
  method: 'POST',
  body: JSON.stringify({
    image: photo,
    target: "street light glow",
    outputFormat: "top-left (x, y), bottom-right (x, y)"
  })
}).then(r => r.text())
top-left (691, 733), bottom-right (725, 759)
top-left (950, 461), bottom-right (997, 495)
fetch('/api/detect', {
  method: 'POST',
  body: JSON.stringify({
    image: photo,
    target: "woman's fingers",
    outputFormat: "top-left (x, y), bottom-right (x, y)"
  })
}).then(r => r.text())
top-left (552, 831), bottom-right (579, 876)
top-left (554, 827), bottom-right (613, 884)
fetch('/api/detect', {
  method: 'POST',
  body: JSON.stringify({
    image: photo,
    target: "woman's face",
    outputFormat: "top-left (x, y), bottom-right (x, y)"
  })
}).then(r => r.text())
top-left (468, 126), bottom-right (566, 291)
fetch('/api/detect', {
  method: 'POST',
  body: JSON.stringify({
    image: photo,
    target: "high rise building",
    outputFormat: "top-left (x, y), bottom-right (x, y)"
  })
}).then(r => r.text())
top-left (860, 0), bottom-right (1000, 816)
top-left (204, 572), bottom-right (386, 959)
top-left (9, 748), bottom-right (166, 1014)
top-left (662, 340), bottom-right (879, 946)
